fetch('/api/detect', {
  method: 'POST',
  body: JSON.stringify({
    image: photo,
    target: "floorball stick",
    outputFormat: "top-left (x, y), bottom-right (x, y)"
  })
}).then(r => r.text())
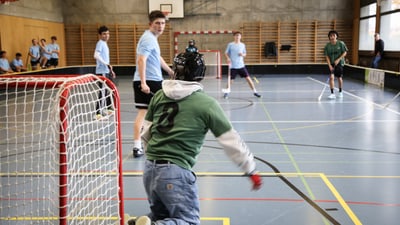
top-left (255, 156), bottom-right (340, 225)
top-left (253, 76), bottom-right (259, 84)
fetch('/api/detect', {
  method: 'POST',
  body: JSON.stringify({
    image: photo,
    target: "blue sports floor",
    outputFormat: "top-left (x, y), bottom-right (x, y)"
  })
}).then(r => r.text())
top-left (120, 74), bottom-right (400, 225)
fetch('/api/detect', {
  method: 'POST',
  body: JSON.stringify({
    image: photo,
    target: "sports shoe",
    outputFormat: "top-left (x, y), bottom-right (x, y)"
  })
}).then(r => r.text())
top-left (107, 109), bottom-right (114, 115)
top-left (337, 92), bottom-right (343, 98)
top-left (328, 94), bottom-right (336, 99)
top-left (223, 93), bottom-right (229, 99)
top-left (127, 218), bottom-right (135, 225)
top-left (254, 92), bottom-right (261, 98)
top-left (133, 147), bottom-right (144, 158)
top-left (94, 114), bottom-right (108, 120)
top-left (127, 216), bottom-right (152, 225)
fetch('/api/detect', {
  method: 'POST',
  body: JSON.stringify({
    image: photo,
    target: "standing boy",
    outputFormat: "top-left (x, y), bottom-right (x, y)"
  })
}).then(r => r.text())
top-left (324, 30), bottom-right (348, 99)
top-left (224, 31), bottom-right (261, 99)
top-left (48, 36), bottom-right (60, 68)
top-left (132, 10), bottom-right (174, 158)
top-left (94, 25), bottom-right (116, 120)
top-left (28, 39), bottom-right (41, 70)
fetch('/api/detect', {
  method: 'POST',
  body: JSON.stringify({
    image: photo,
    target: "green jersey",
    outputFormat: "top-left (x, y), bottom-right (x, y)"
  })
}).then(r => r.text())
top-left (145, 83), bottom-right (232, 170)
top-left (324, 40), bottom-right (348, 66)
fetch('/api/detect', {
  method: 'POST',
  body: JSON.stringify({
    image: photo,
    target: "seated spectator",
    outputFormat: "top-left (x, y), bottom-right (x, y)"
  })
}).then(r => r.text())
top-left (39, 38), bottom-right (52, 69)
top-left (10, 52), bottom-right (27, 72)
top-left (0, 50), bottom-right (13, 74)
top-left (371, 33), bottom-right (384, 69)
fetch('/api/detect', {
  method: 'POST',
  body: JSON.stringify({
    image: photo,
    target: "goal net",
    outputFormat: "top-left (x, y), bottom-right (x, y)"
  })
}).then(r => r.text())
top-left (0, 74), bottom-right (124, 225)
top-left (199, 50), bottom-right (221, 79)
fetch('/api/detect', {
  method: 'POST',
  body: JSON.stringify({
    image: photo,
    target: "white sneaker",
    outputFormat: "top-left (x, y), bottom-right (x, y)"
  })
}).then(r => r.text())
top-left (337, 92), bottom-right (343, 98)
top-left (94, 114), bottom-right (108, 120)
top-left (328, 94), bottom-right (336, 99)
top-left (135, 216), bottom-right (152, 225)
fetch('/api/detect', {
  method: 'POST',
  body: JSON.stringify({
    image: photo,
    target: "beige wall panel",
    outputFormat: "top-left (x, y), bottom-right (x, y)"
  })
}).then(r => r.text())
top-left (0, 14), bottom-right (66, 68)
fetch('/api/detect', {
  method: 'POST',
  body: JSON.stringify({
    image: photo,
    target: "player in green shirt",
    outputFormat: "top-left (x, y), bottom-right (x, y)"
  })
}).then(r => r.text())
top-left (324, 30), bottom-right (348, 99)
top-left (128, 52), bottom-right (262, 225)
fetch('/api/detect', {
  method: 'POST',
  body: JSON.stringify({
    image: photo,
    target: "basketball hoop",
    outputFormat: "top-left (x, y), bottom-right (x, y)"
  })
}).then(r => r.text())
top-left (162, 11), bottom-right (170, 20)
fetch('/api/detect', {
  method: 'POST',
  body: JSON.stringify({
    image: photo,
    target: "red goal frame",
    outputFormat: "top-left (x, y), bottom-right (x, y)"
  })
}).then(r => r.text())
top-left (0, 74), bottom-right (125, 225)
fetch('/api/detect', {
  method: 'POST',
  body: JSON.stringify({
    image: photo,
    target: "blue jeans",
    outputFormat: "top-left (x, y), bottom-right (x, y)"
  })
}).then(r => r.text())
top-left (143, 160), bottom-right (200, 225)
top-left (371, 55), bottom-right (382, 68)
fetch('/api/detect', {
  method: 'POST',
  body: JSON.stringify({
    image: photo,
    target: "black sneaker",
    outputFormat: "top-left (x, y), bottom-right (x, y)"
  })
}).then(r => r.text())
top-left (223, 93), bottom-right (229, 99)
top-left (127, 218), bottom-right (136, 225)
top-left (254, 93), bottom-right (261, 98)
top-left (133, 147), bottom-right (144, 158)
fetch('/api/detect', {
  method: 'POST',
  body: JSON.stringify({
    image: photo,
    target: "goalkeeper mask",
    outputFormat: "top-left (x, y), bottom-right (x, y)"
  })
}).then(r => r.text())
top-left (173, 52), bottom-right (206, 82)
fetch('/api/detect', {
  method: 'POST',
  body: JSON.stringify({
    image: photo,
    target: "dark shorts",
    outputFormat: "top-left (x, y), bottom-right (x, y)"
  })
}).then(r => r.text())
top-left (230, 67), bottom-right (249, 79)
top-left (96, 73), bottom-right (115, 84)
top-left (48, 58), bottom-right (58, 67)
top-left (30, 59), bottom-right (40, 66)
top-left (329, 64), bottom-right (343, 77)
top-left (133, 80), bottom-right (163, 109)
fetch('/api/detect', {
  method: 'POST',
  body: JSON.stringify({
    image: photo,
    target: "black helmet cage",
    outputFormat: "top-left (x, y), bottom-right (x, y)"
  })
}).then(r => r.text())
top-left (173, 52), bottom-right (206, 82)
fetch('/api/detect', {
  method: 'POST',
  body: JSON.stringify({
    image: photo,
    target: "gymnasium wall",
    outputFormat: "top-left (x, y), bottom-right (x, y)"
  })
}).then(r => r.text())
top-left (59, 0), bottom-right (354, 65)
top-left (1, 0), bottom-right (353, 68)
top-left (60, 0), bottom-right (353, 25)
top-left (0, 0), bottom-right (66, 67)
top-left (63, 20), bottom-right (352, 67)
top-left (0, 0), bottom-right (63, 22)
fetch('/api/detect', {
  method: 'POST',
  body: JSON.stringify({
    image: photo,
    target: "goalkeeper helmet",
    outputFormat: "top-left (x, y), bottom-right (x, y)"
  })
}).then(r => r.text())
top-left (173, 52), bottom-right (206, 82)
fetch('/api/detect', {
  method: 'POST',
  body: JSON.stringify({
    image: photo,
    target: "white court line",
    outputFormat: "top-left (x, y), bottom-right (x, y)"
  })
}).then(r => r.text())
top-left (307, 76), bottom-right (400, 115)
top-left (119, 120), bottom-right (400, 124)
top-left (228, 120), bottom-right (400, 123)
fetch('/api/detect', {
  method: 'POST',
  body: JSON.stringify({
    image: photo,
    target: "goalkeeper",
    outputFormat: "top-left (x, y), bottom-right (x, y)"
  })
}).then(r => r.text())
top-left (128, 52), bottom-right (262, 225)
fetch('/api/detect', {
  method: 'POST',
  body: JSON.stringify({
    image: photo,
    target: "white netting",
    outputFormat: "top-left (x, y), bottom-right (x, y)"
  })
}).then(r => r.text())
top-left (199, 50), bottom-right (221, 79)
top-left (0, 74), bottom-right (123, 225)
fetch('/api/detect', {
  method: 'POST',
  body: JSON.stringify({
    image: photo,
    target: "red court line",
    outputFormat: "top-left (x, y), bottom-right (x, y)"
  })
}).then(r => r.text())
top-left (123, 197), bottom-right (400, 207)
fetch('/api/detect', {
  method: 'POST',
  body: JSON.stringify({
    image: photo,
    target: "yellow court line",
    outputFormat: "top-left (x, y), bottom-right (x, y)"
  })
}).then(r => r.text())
top-left (326, 175), bottom-right (400, 179)
top-left (201, 217), bottom-right (230, 225)
top-left (122, 216), bottom-right (231, 225)
top-left (320, 173), bottom-right (362, 225)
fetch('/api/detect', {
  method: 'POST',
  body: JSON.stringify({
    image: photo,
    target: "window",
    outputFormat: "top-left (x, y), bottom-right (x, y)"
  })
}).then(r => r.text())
top-left (380, 12), bottom-right (400, 50)
top-left (360, 3), bottom-right (376, 17)
top-left (359, 3), bottom-right (377, 50)
top-left (359, 18), bottom-right (376, 50)
top-left (380, 0), bottom-right (400, 13)
top-left (379, 0), bottom-right (400, 50)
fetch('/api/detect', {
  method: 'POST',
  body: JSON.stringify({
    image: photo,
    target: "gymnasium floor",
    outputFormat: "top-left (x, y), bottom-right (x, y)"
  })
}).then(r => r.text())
top-left (119, 74), bottom-right (400, 225)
